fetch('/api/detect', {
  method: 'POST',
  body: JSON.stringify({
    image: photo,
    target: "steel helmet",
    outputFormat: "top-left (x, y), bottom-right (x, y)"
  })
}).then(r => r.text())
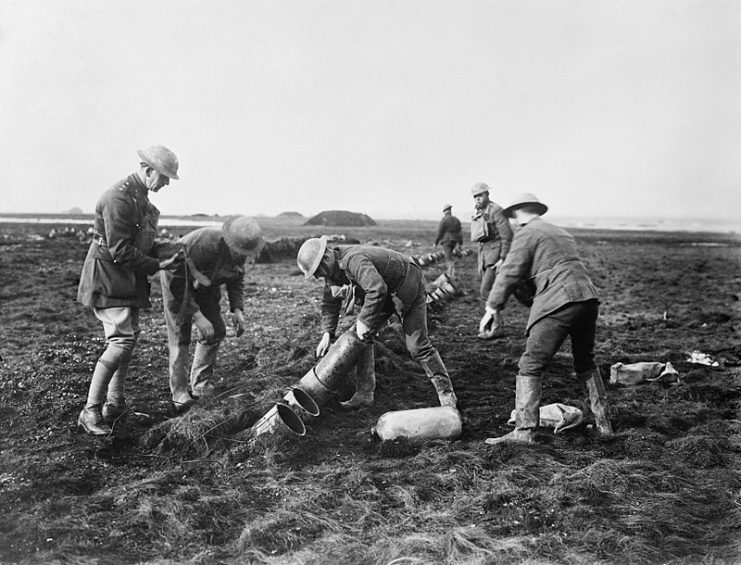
top-left (222, 216), bottom-right (265, 256)
top-left (471, 182), bottom-right (490, 197)
top-left (502, 193), bottom-right (548, 218)
top-left (137, 145), bottom-right (180, 180)
top-left (297, 236), bottom-right (328, 279)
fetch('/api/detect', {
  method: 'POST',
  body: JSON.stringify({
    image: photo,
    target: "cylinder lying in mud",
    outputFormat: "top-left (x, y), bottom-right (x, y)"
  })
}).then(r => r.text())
top-left (372, 406), bottom-right (463, 442)
top-left (294, 328), bottom-right (370, 406)
top-left (248, 402), bottom-right (307, 446)
top-left (426, 273), bottom-right (459, 305)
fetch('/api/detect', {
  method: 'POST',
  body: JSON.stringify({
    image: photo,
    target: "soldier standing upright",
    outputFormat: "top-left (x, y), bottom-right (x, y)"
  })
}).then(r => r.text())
top-left (77, 145), bottom-right (182, 435)
top-left (434, 204), bottom-right (463, 279)
top-left (470, 182), bottom-right (513, 301)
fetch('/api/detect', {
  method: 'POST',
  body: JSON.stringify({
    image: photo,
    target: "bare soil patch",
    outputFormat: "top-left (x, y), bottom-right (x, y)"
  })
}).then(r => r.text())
top-left (0, 221), bottom-right (739, 564)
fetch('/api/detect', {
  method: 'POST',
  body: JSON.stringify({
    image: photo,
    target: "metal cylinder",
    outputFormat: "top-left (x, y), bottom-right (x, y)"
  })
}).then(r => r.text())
top-left (249, 402), bottom-right (306, 444)
top-left (372, 406), bottom-right (463, 442)
top-left (282, 386), bottom-right (320, 421)
top-left (295, 328), bottom-right (368, 406)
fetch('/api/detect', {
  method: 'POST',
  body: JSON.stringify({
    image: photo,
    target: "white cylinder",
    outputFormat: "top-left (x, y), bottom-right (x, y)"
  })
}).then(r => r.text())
top-left (372, 406), bottom-right (462, 442)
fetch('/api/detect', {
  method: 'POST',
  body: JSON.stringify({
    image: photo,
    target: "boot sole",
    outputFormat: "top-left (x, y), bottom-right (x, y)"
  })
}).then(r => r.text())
top-left (77, 421), bottom-right (111, 436)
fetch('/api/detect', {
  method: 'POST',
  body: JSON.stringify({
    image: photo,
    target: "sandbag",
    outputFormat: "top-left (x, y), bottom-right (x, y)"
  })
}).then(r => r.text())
top-left (508, 403), bottom-right (583, 434)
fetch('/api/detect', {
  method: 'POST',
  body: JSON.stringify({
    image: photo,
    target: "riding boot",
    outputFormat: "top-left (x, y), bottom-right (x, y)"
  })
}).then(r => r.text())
top-left (78, 403), bottom-right (112, 436)
top-left (485, 375), bottom-right (541, 445)
top-left (191, 340), bottom-right (220, 398)
top-left (339, 342), bottom-right (375, 409)
top-left (419, 350), bottom-right (458, 409)
top-left (581, 368), bottom-right (614, 435)
top-left (169, 343), bottom-right (196, 413)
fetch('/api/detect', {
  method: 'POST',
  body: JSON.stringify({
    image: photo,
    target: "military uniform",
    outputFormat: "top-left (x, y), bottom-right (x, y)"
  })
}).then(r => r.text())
top-left (471, 201), bottom-right (513, 299)
top-left (76, 173), bottom-right (163, 428)
top-left (434, 213), bottom-right (463, 278)
top-left (160, 227), bottom-right (246, 400)
top-left (320, 245), bottom-right (457, 408)
top-left (78, 174), bottom-right (161, 308)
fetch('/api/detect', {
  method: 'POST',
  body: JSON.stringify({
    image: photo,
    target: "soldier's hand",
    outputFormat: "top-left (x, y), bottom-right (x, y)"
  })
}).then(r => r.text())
top-left (356, 319), bottom-right (373, 342)
top-left (316, 332), bottom-right (332, 358)
top-left (479, 307), bottom-right (504, 339)
top-left (158, 250), bottom-right (184, 271)
top-left (232, 309), bottom-right (245, 337)
top-left (194, 311), bottom-right (215, 342)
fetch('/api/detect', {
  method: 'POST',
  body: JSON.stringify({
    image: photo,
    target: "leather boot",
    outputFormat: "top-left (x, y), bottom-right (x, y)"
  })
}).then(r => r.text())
top-left (485, 375), bottom-right (541, 445)
top-left (420, 351), bottom-right (458, 409)
top-left (582, 368), bottom-right (614, 435)
top-left (78, 404), bottom-right (112, 436)
top-left (191, 340), bottom-right (220, 398)
top-left (339, 343), bottom-right (375, 409)
top-left (102, 402), bottom-right (128, 424)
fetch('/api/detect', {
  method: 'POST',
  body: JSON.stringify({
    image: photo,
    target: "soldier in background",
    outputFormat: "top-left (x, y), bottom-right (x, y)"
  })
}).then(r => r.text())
top-left (470, 182), bottom-right (513, 301)
top-left (76, 145), bottom-right (182, 436)
top-left (434, 204), bottom-right (463, 279)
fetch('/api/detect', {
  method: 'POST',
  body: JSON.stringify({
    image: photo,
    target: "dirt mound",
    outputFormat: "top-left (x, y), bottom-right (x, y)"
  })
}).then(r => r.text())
top-left (304, 210), bottom-right (376, 227)
top-left (277, 211), bottom-right (304, 218)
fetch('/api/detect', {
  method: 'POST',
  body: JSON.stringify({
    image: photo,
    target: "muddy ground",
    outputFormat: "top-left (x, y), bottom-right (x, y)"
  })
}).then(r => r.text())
top-left (0, 218), bottom-right (740, 565)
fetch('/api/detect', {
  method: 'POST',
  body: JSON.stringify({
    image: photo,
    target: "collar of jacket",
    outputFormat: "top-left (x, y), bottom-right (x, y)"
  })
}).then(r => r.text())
top-left (126, 173), bottom-right (150, 201)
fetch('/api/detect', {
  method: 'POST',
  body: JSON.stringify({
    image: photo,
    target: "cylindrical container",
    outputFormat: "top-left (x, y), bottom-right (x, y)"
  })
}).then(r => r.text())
top-left (295, 329), bottom-right (368, 405)
top-left (282, 387), bottom-right (320, 421)
top-left (372, 406), bottom-right (462, 442)
top-left (249, 402), bottom-right (306, 443)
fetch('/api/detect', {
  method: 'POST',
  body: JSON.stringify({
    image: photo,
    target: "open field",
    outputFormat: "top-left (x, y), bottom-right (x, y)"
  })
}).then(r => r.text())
top-left (0, 218), bottom-right (740, 564)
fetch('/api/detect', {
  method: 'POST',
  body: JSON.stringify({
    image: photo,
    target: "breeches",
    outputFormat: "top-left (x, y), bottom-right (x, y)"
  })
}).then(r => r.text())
top-left (94, 307), bottom-right (140, 368)
top-left (518, 299), bottom-right (599, 378)
top-left (441, 242), bottom-right (455, 262)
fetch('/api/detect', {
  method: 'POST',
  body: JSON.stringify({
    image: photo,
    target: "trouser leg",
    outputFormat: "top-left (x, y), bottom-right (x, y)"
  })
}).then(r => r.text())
top-left (339, 342), bottom-right (376, 409)
top-left (191, 340), bottom-right (220, 397)
top-left (189, 286), bottom-right (226, 397)
top-left (398, 277), bottom-right (458, 409)
top-left (161, 270), bottom-right (196, 409)
top-left (479, 265), bottom-right (497, 301)
top-left (418, 349), bottom-right (457, 409)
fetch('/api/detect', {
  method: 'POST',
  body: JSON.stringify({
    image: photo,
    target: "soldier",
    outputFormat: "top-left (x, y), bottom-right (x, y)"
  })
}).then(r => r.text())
top-left (470, 182), bottom-right (513, 302)
top-left (160, 216), bottom-right (265, 412)
top-left (77, 145), bottom-right (182, 435)
top-left (478, 193), bottom-right (613, 444)
top-left (434, 204), bottom-right (463, 279)
top-left (297, 237), bottom-right (457, 409)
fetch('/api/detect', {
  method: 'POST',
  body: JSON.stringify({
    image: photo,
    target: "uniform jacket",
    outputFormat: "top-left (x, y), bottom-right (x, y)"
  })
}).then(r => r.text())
top-left (486, 217), bottom-right (599, 332)
top-left (434, 214), bottom-right (463, 246)
top-left (165, 227), bottom-right (246, 317)
top-left (472, 201), bottom-right (513, 271)
top-left (77, 174), bottom-right (161, 309)
top-left (320, 246), bottom-right (422, 335)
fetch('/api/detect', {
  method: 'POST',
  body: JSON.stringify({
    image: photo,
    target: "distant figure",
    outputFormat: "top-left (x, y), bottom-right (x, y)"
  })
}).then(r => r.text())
top-left (478, 193), bottom-right (613, 444)
top-left (470, 182), bottom-right (513, 302)
top-left (296, 237), bottom-right (458, 409)
top-left (76, 145), bottom-right (182, 436)
top-left (434, 204), bottom-right (463, 279)
top-left (160, 216), bottom-right (265, 413)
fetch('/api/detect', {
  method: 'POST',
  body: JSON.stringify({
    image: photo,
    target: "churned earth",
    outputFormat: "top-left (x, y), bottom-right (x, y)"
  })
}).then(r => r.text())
top-left (0, 217), bottom-right (739, 565)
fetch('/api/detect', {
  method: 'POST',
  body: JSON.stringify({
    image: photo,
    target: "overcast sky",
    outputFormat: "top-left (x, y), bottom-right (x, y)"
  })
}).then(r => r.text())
top-left (1, 0), bottom-right (740, 221)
